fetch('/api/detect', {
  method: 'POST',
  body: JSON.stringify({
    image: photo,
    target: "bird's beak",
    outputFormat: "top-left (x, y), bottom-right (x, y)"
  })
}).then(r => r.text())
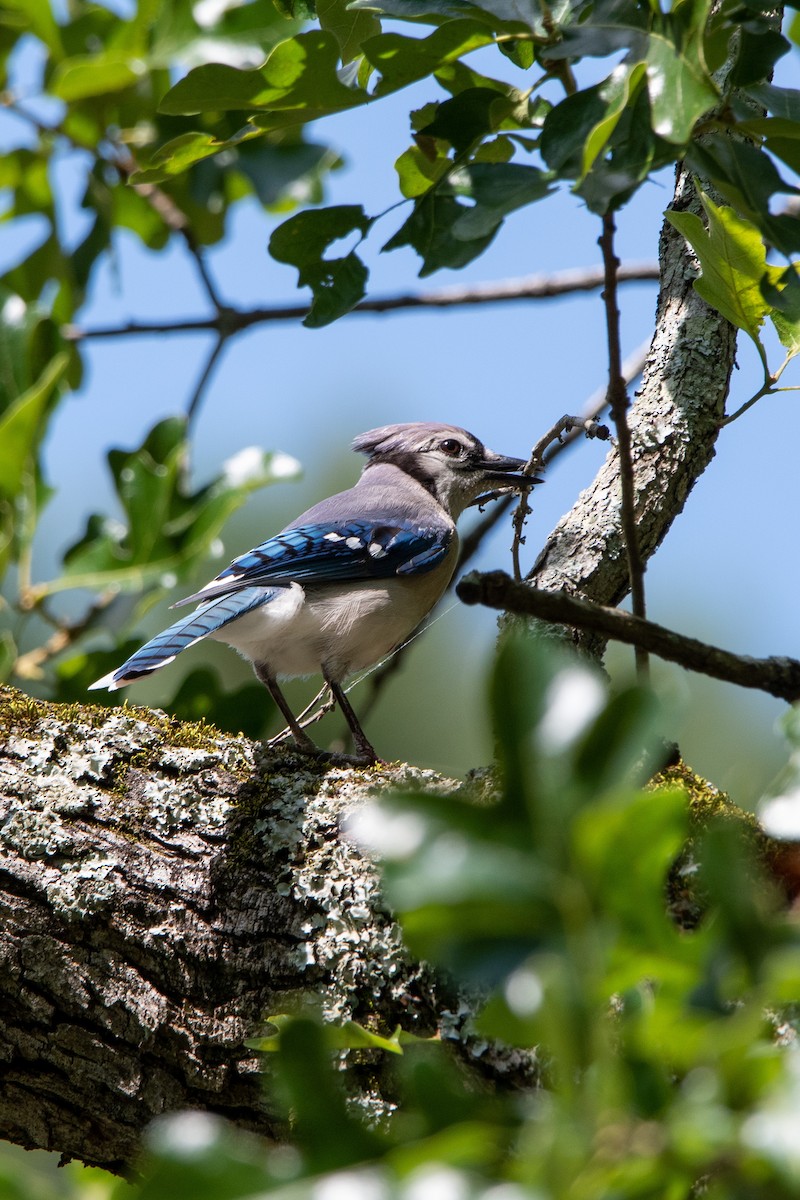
top-left (477, 451), bottom-right (543, 489)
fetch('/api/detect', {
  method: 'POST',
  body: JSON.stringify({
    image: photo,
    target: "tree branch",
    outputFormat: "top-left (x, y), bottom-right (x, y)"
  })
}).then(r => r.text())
top-left (62, 265), bottom-right (659, 342)
top-left (524, 166), bottom-right (737, 655)
top-left (459, 571), bottom-right (800, 703)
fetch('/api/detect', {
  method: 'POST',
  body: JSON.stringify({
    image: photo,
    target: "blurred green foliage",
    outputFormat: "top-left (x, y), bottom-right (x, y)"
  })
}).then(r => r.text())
top-left (5, 640), bottom-right (800, 1199)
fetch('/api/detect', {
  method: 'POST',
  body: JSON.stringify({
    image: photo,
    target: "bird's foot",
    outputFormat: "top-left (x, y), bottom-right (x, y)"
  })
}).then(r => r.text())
top-left (268, 734), bottom-right (383, 769)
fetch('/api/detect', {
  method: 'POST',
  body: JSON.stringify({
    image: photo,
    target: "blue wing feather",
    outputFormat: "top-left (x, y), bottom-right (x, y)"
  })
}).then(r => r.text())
top-left (174, 520), bottom-right (452, 607)
top-left (90, 587), bottom-right (274, 689)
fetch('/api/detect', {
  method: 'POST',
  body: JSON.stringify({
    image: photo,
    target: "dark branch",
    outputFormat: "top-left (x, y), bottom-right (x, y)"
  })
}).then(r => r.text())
top-left (458, 570), bottom-right (800, 703)
top-left (599, 213), bottom-right (650, 681)
top-left (62, 264), bottom-right (660, 342)
top-left (186, 336), bottom-right (226, 426)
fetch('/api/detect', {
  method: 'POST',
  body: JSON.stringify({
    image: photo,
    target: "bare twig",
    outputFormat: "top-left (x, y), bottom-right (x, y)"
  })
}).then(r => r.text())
top-left (458, 570), bottom-right (800, 703)
top-left (13, 592), bottom-right (117, 680)
top-left (720, 353), bottom-right (800, 426)
top-left (510, 415), bottom-right (610, 581)
top-left (268, 685), bottom-right (333, 745)
top-left (186, 336), bottom-right (226, 427)
top-left (62, 265), bottom-right (660, 342)
top-left (600, 212), bottom-right (649, 681)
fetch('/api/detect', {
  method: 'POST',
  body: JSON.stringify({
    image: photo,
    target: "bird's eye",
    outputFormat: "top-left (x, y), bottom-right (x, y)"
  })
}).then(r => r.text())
top-left (438, 438), bottom-right (463, 458)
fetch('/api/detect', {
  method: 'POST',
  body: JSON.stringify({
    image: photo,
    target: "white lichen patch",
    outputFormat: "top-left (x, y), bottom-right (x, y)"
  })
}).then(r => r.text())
top-left (139, 775), bottom-right (234, 837)
top-left (279, 765), bottom-right (462, 1026)
top-left (0, 796), bottom-right (73, 859)
top-left (46, 851), bottom-right (120, 918)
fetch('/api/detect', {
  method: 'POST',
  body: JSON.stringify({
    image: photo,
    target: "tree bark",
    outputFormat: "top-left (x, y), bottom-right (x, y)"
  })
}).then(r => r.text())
top-left (0, 687), bottom-right (521, 1173)
top-left (525, 165), bottom-right (737, 634)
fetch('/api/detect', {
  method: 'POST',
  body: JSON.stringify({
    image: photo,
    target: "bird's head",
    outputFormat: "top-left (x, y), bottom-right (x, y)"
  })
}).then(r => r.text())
top-left (352, 422), bottom-right (539, 518)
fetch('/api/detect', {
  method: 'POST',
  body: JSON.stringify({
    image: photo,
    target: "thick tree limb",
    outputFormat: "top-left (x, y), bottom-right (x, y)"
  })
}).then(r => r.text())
top-left (526, 167), bottom-right (737, 641)
top-left (0, 688), bottom-right (529, 1172)
top-left (459, 571), bottom-right (800, 703)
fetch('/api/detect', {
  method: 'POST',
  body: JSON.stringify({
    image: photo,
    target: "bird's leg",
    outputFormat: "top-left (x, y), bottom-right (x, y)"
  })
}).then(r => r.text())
top-left (255, 664), bottom-right (319, 755)
top-left (324, 674), bottom-right (380, 765)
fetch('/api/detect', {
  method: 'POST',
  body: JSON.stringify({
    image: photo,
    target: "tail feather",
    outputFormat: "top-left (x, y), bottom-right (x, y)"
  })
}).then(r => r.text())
top-left (89, 586), bottom-right (275, 691)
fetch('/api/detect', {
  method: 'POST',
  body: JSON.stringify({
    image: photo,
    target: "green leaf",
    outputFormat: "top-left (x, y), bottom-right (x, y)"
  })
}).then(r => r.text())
top-left (0, 354), bottom-right (68, 500)
top-left (541, 84), bottom-right (610, 175)
top-left (50, 55), bottom-right (145, 101)
top-left (581, 61), bottom-right (646, 179)
top-left (577, 84), bottom-right (672, 214)
top-left (317, 0), bottom-right (381, 62)
top-left (450, 161), bottom-right (554, 239)
top-left (364, 19), bottom-right (494, 95)
top-left (767, 269), bottom-right (800, 359)
top-left (249, 1014), bottom-right (433, 1054)
top-left (383, 193), bottom-right (497, 276)
top-left (269, 205), bottom-right (373, 325)
top-left (159, 31), bottom-right (363, 118)
top-left (0, 290), bottom-right (62, 415)
top-left (269, 1018), bottom-right (385, 1172)
top-left (573, 786), bottom-right (689, 943)
top-left (729, 27), bottom-right (789, 87)
top-left (395, 143), bottom-right (450, 199)
top-left (1, 0), bottom-right (63, 57)
top-left (418, 86), bottom-right (515, 153)
top-left (646, 29), bottom-right (717, 143)
top-left (666, 194), bottom-right (773, 351)
top-left (746, 82), bottom-right (800, 121)
top-left (130, 132), bottom-right (249, 184)
top-left (53, 427), bottom-right (299, 596)
top-left (543, 0), bottom-right (648, 60)
top-left (685, 137), bottom-right (800, 257)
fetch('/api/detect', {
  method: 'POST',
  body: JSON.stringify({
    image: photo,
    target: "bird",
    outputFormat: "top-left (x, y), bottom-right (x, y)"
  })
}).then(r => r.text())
top-left (89, 422), bottom-right (537, 763)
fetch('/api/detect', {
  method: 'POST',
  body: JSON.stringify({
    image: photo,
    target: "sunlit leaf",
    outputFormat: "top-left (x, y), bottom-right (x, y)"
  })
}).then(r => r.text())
top-left (667, 193), bottom-right (777, 352)
top-left (364, 19), bottom-right (494, 95)
top-left (249, 1013), bottom-right (434, 1054)
top-left (646, 31), bottom-right (717, 143)
top-left (316, 0), bottom-right (380, 62)
top-left (159, 31), bottom-right (364, 117)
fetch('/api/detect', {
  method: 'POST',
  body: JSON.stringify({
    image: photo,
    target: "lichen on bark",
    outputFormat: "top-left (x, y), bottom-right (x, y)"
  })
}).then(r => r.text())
top-left (0, 685), bottom-right (535, 1172)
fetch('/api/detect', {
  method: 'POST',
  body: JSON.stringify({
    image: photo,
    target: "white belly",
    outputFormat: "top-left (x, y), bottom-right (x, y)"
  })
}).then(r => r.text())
top-left (209, 565), bottom-right (453, 681)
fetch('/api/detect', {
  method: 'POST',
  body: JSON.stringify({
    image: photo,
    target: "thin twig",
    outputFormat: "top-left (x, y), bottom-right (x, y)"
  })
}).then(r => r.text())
top-left (458, 570), bottom-right (800, 703)
top-left (62, 264), bottom-right (660, 342)
top-left (13, 592), bottom-right (117, 680)
top-left (185, 336), bottom-right (226, 427)
top-left (720, 354), bottom-right (800, 426)
top-left (510, 415), bottom-right (610, 581)
top-left (268, 685), bottom-right (333, 745)
top-left (184, 239), bottom-right (227, 314)
top-left (600, 212), bottom-right (649, 682)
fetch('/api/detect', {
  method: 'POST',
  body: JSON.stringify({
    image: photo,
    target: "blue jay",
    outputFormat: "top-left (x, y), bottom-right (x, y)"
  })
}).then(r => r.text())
top-left (90, 423), bottom-right (535, 763)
